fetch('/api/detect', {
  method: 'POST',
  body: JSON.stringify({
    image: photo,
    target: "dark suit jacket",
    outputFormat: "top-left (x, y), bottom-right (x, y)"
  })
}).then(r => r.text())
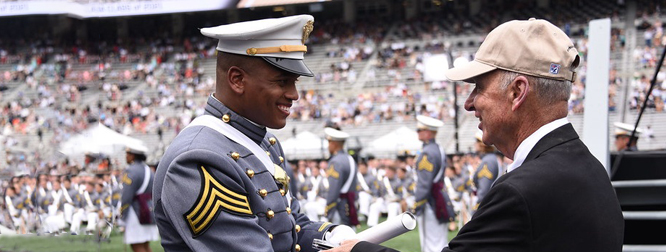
top-left (352, 123), bottom-right (624, 252)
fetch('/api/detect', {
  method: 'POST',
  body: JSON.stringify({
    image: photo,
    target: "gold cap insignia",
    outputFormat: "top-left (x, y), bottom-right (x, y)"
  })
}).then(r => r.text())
top-left (302, 20), bottom-right (314, 44)
top-left (274, 165), bottom-right (290, 193)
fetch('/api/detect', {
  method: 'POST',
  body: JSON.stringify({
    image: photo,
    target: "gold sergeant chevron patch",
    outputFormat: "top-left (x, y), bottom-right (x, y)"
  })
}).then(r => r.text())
top-left (326, 164), bottom-right (340, 179)
top-left (184, 166), bottom-right (252, 237)
top-left (477, 165), bottom-right (494, 179)
top-left (418, 155), bottom-right (434, 172)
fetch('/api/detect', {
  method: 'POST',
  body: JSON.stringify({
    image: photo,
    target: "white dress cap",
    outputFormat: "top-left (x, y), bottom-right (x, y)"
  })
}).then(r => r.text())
top-left (324, 127), bottom-right (350, 141)
top-left (200, 15), bottom-right (315, 77)
top-left (126, 142), bottom-right (148, 155)
top-left (416, 115), bottom-right (444, 131)
top-left (614, 122), bottom-right (642, 137)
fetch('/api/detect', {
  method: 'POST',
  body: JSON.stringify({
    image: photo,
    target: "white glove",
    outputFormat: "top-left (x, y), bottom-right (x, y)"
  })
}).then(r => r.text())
top-left (324, 225), bottom-right (356, 246)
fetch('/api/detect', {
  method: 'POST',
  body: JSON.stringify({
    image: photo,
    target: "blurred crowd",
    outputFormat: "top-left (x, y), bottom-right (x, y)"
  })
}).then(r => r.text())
top-left (0, 155), bottom-right (154, 236)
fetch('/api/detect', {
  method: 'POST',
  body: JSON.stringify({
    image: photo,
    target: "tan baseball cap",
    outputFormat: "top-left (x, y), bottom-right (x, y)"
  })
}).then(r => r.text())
top-left (445, 18), bottom-right (580, 83)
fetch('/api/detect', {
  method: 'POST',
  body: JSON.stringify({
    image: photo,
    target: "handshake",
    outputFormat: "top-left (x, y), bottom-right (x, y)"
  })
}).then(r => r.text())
top-left (314, 212), bottom-right (416, 251)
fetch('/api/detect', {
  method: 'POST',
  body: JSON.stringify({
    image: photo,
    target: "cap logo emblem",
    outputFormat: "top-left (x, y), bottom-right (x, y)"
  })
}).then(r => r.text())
top-left (549, 63), bottom-right (560, 74)
top-left (302, 20), bottom-right (314, 44)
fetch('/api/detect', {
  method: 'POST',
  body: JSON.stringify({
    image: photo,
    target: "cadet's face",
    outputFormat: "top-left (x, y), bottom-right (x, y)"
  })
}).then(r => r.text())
top-left (242, 62), bottom-right (300, 129)
top-left (615, 135), bottom-right (629, 151)
top-left (465, 71), bottom-right (513, 148)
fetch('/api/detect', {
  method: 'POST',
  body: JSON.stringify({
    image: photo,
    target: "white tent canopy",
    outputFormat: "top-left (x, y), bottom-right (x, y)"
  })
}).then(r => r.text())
top-left (364, 126), bottom-right (423, 158)
top-left (59, 123), bottom-right (145, 158)
top-left (281, 131), bottom-right (328, 160)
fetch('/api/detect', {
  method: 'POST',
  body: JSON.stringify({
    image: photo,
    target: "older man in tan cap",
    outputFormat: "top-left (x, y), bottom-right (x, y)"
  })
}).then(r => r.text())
top-left (325, 18), bottom-right (623, 252)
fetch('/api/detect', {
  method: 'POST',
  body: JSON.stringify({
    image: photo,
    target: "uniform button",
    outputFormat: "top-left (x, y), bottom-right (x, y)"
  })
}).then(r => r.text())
top-left (295, 244), bottom-right (301, 252)
top-left (279, 156), bottom-right (284, 163)
top-left (295, 224), bottom-right (301, 232)
top-left (279, 189), bottom-right (286, 196)
top-left (269, 137), bottom-right (277, 145)
top-left (246, 169), bottom-right (255, 178)
top-left (267, 232), bottom-right (273, 240)
top-left (222, 114), bottom-right (230, 123)
top-left (286, 207), bottom-right (291, 214)
top-left (231, 152), bottom-right (240, 160)
top-left (267, 209), bottom-right (275, 219)
top-left (259, 189), bottom-right (268, 197)
top-left (266, 151), bottom-right (271, 156)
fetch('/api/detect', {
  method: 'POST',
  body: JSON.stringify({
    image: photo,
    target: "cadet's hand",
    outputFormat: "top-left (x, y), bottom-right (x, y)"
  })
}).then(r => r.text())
top-left (323, 239), bottom-right (359, 252)
top-left (325, 225), bottom-right (356, 246)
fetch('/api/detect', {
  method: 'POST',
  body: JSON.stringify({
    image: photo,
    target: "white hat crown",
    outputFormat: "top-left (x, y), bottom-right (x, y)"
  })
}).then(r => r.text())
top-left (416, 115), bottom-right (444, 131)
top-left (324, 127), bottom-right (350, 141)
top-left (200, 15), bottom-right (314, 60)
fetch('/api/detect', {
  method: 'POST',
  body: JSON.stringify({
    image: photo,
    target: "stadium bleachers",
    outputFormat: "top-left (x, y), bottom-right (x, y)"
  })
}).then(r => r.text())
top-left (0, 0), bottom-right (664, 172)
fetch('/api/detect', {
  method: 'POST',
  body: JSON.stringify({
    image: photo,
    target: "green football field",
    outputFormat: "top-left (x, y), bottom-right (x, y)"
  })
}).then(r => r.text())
top-left (0, 218), bottom-right (458, 252)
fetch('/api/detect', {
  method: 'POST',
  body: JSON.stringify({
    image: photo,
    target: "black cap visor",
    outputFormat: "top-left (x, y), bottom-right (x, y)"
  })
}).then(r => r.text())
top-left (261, 57), bottom-right (314, 77)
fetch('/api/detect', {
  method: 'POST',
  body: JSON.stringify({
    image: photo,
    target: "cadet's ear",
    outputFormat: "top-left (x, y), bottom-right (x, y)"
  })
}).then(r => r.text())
top-left (510, 75), bottom-right (530, 111)
top-left (227, 66), bottom-right (246, 95)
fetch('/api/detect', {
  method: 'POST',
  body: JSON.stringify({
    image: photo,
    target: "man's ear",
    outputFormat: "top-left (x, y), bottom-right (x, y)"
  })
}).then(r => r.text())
top-left (509, 75), bottom-right (530, 111)
top-left (227, 66), bottom-right (246, 95)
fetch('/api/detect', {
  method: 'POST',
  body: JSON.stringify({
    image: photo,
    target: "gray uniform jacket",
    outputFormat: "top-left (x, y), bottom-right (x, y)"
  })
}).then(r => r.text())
top-left (67, 188), bottom-right (82, 208)
top-left (154, 96), bottom-right (333, 252)
top-left (121, 161), bottom-right (154, 222)
top-left (473, 153), bottom-right (500, 206)
top-left (357, 173), bottom-right (379, 196)
top-left (414, 139), bottom-right (444, 215)
top-left (325, 150), bottom-right (358, 225)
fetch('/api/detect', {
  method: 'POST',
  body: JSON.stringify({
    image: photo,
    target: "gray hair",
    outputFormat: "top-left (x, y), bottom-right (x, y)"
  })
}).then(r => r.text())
top-left (498, 70), bottom-right (572, 105)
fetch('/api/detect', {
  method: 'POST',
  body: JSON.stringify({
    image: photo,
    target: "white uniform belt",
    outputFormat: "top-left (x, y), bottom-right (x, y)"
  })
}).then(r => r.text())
top-left (340, 155), bottom-right (356, 193)
top-left (137, 164), bottom-right (151, 195)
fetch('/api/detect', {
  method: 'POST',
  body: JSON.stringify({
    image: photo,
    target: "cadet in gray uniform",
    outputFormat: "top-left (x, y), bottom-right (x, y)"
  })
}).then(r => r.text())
top-left (413, 115), bottom-right (452, 252)
top-left (120, 144), bottom-right (159, 251)
top-left (471, 130), bottom-right (500, 211)
top-left (323, 127), bottom-right (358, 227)
top-left (154, 15), bottom-right (355, 252)
top-left (613, 122), bottom-right (641, 152)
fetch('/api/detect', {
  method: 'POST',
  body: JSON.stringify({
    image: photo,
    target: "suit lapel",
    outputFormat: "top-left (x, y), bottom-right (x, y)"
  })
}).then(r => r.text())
top-left (523, 123), bottom-right (579, 163)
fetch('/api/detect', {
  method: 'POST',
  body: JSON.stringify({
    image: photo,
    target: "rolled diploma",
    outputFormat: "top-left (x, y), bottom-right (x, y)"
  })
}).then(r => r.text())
top-left (355, 212), bottom-right (417, 244)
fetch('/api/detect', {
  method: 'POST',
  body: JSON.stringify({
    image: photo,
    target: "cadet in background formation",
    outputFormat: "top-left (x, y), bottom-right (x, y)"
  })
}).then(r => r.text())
top-left (413, 115), bottom-right (453, 252)
top-left (120, 144), bottom-right (159, 252)
top-left (324, 127), bottom-right (359, 227)
top-left (614, 122), bottom-right (642, 151)
top-left (471, 130), bottom-right (501, 212)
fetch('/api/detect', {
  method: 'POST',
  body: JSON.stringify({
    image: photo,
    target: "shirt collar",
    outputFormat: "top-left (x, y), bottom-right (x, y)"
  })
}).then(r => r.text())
top-left (205, 94), bottom-right (267, 144)
top-left (506, 117), bottom-right (569, 173)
